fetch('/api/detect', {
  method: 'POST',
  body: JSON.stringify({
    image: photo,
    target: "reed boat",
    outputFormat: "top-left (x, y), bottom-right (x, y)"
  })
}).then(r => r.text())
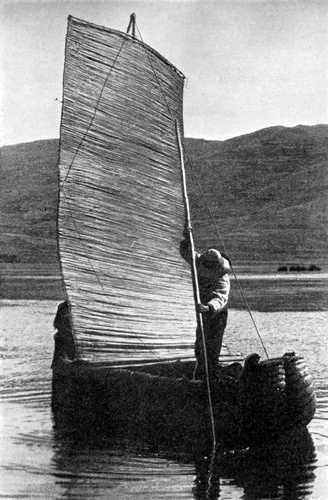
top-left (52, 15), bottom-right (316, 449)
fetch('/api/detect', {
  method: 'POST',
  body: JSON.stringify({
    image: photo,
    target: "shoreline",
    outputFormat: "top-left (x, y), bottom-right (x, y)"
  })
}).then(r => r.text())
top-left (2, 272), bottom-right (327, 281)
top-left (1, 275), bottom-right (327, 311)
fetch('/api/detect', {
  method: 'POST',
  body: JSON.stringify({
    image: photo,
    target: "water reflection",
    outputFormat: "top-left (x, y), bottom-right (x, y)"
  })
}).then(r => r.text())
top-left (1, 300), bottom-right (326, 498)
top-left (52, 430), bottom-right (194, 499)
top-left (195, 427), bottom-right (316, 499)
top-left (53, 403), bottom-right (317, 500)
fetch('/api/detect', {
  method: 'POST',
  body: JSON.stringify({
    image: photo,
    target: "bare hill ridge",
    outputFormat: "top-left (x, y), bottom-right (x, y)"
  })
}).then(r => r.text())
top-left (186, 125), bottom-right (328, 263)
top-left (1, 125), bottom-right (327, 265)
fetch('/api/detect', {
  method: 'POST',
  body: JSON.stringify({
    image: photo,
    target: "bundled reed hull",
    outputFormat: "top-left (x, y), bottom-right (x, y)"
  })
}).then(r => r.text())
top-left (52, 353), bottom-right (316, 448)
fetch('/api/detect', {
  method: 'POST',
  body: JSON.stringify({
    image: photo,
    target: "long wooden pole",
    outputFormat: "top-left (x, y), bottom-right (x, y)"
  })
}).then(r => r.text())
top-left (175, 119), bottom-right (217, 449)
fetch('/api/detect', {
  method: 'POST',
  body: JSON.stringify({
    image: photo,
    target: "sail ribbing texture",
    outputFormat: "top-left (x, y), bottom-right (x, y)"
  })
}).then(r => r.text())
top-left (58, 17), bottom-right (197, 364)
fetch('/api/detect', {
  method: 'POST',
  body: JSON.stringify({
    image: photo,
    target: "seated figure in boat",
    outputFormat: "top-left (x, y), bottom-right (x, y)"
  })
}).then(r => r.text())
top-left (51, 300), bottom-right (76, 366)
top-left (180, 235), bottom-right (231, 381)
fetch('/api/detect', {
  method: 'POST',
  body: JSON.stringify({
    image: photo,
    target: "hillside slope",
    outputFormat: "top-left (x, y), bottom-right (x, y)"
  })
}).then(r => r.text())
top-left (1, 140), bottom-right (59, 262)
top-left (185, 125), bottom-right (328, 262)
top-left (1, 125), bottom-right (327, 264)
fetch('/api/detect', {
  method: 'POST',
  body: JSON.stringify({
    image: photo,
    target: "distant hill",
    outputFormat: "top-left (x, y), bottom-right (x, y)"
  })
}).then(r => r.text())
top-left (185, 125), bottom-right (328, 263)
top-left (1, 124), bottom-right (328, 265)
top-left (1, 140), bottom-right (59, 263)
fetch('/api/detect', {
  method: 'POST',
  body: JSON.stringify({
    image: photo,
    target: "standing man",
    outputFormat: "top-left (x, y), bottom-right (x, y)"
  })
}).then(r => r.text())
top-left (180, 237), bottom-right (231, 380)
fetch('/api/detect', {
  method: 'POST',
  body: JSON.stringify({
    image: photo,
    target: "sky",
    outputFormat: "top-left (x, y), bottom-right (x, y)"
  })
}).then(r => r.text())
top-left (1, 0), bottom-right (328, 146)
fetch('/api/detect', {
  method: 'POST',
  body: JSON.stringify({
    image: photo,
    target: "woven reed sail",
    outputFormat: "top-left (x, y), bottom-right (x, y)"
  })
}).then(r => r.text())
top-left (58, 16), bottom-right (196, 364)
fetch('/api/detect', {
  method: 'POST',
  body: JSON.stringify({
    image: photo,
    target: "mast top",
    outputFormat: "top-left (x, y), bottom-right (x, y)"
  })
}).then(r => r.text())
top-left (127, 13), bottom-right (136, 39)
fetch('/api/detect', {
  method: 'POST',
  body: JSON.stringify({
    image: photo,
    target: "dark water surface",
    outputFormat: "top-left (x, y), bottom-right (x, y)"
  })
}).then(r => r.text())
top-left (1, 278), bottom-right (328, 499)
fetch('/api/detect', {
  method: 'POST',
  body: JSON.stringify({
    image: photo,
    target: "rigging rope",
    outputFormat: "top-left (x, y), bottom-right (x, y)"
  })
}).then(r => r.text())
top-left (185, 157), bottom-right (270, 359)
top-left (58, 33), bottom-right (129, 293)
top-left (136, 19), bottom-right (217, 450)
top-left (135, 24), bottom-right (174, 119)
top-left (135, 20), bottom-right (269, 359)
top-left (60, 36), bottom-right (127, 189)
top-left (58, 22), bottom-right (165, 364)
top-left (60, 14), bottom-right (268, 374)
top-left (135, 19), bottom-right (269, 360)
top-left (58, 34), bottom-right (130, 299)
top-left (56, 29), bottom-right (130, 355)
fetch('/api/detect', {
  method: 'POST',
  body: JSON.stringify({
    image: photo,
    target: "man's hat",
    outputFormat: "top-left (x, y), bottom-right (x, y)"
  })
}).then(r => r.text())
top-left (198, 249), bottom-right (230, 273)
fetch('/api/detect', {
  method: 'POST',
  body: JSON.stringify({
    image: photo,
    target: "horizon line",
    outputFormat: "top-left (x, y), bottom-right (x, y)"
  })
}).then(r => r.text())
top-left (1, 122), bottom-right (328, 148)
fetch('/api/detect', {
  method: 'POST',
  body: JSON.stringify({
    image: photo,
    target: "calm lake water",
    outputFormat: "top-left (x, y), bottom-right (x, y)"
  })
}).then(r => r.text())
top-left (1, 278), bottom-right (328, 499)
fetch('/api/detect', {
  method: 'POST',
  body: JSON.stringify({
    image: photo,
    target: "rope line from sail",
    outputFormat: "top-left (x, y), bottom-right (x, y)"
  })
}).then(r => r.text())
top-left (58, 202), bottom-right (164, 364)
top-left (57, 25), bottom-right (128, 353)
top-left (128, 22), bottom-right (205, 366)
top-left (184, 156), bottom-right (270, 359)
top-left (57, 35), bottom-right (129, 302)
top-left (135, 22), bottom-right (174, 120)
top-left (133, 20), bottom-right (252, 430)
top-left (60, 36), bottom-right (127, 190)
top-left (135, 19), bottom-right (217, 447)
top-left (135, 18), bottom-right (269, 360)
top-left (58, 200), bottom-right (107, 360)
top-left (58, 23), bottom-right (168, 365)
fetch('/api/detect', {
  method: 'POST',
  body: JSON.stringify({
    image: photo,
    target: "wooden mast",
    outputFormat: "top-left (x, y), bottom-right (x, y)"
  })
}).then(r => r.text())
top-left (175, 120), bottom-right (217, 449)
